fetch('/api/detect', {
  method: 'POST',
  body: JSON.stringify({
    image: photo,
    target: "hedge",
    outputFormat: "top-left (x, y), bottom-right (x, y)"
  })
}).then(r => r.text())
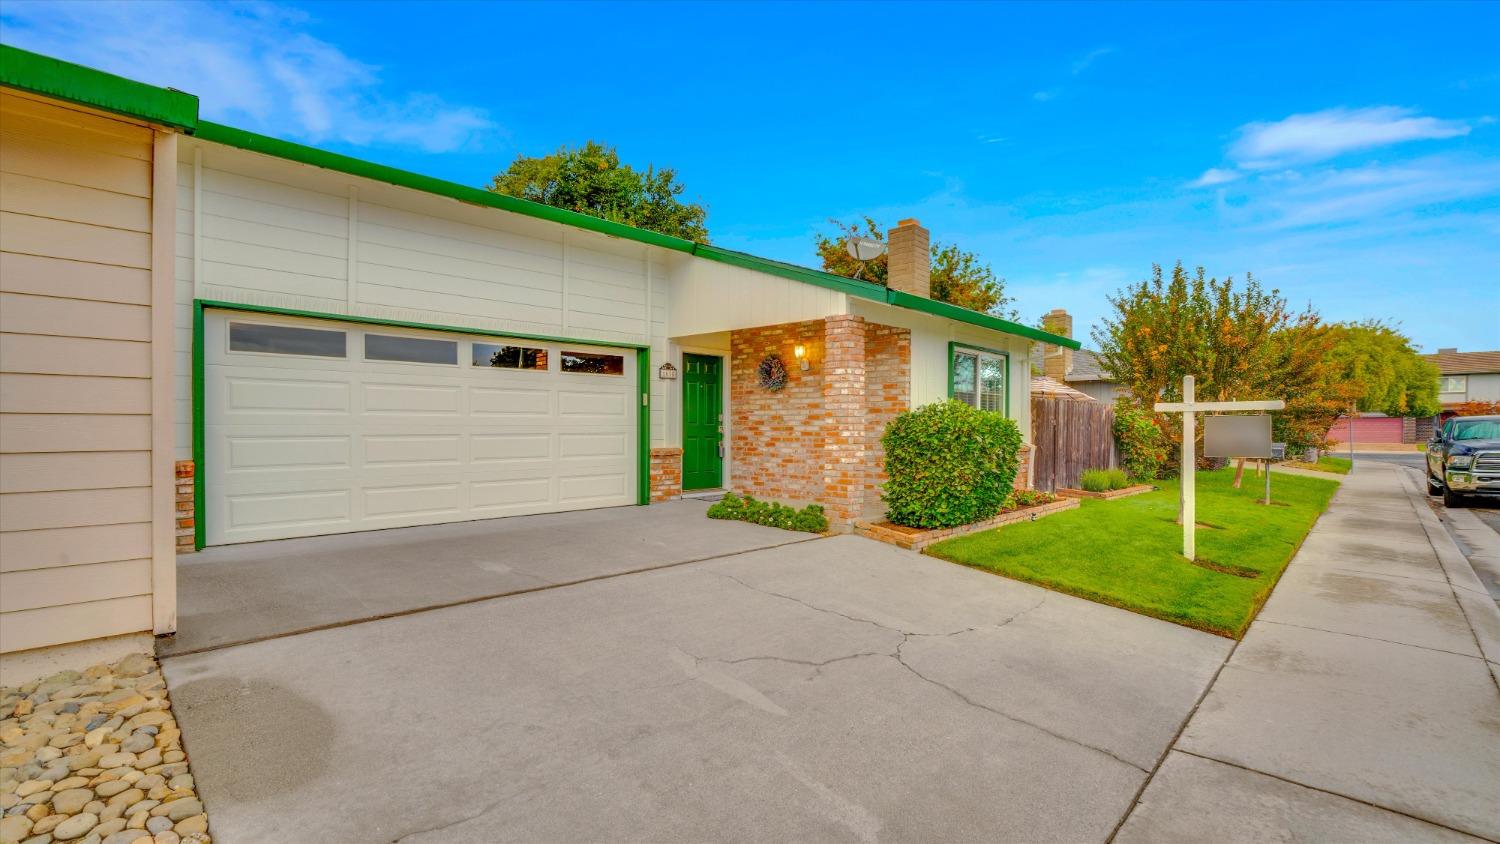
top-left (881, 400), bottom-right (1022, 529)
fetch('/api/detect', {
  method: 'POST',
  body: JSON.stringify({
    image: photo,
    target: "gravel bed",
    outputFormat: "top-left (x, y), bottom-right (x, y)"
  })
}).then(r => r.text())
top-left (0, 653), bottom-right (210, 844)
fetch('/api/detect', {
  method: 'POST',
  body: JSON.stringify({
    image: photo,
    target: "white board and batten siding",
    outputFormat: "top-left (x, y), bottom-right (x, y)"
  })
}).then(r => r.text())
top-left (0, 91), bottom-right (174, 653)
top-left (174, 139), bottom-right (672, 463)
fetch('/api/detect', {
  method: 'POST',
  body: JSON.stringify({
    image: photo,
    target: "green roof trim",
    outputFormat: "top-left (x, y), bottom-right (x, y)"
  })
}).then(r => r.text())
top-left (887, 290), bottom-right (1081, 349)
top-left (0, 43), bottom-right (198, 130)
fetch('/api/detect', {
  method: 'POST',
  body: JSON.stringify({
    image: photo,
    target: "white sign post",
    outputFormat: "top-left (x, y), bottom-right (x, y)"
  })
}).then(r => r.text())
top-left (1154, 375), bottom-right (1286, 560)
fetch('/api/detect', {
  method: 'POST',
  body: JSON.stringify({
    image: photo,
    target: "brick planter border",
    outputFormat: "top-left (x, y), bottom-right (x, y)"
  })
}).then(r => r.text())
top-left (1055, 484), bottom-right (1154, 501)
top-left (854, 497), bottom-right (1079, 552)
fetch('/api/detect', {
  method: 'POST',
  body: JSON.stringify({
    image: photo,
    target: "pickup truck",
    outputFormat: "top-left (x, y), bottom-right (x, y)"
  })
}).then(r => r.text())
top-left (1427, 414), bottom-right (1500, 507)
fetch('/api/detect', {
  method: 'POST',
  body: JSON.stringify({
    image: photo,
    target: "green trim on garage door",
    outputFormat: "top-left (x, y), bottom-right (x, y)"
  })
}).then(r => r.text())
top-left (191, 299), bottom-right (652, 548)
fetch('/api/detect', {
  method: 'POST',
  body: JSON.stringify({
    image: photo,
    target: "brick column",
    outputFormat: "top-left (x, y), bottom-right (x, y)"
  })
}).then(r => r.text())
top-left (174, 460), bottom-right (195, 553)
top-left (821, 314), bottom-right (867, 525)
top-left (649, 447), bottom-right (683, 502)
top-left (1015, 443), bottom-right (1034, 491)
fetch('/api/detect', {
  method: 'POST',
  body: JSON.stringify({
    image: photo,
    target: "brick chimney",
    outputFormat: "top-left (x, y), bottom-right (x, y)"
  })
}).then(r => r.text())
top-left (887, 218), bottom-right (930, 298)
top-left (1041, 308), bottom-right (1073, 381)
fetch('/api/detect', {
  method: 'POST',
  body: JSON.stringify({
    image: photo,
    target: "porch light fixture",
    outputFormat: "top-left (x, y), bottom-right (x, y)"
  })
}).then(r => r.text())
top-left (794, 344), bottom-right (811, 371)
top-left (658, 362), bottom-right (678, 380)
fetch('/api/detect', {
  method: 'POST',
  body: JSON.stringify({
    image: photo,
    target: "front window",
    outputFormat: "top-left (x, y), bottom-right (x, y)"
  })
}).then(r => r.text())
top-left (1439, 375), bottom-right (1468, 394)
top-left (951, 347), bottom-right (1007, 413)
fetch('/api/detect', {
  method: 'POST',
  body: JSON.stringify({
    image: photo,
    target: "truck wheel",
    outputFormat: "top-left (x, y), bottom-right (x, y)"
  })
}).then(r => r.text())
top-left (1443, 486), bottom-right (1465, 508)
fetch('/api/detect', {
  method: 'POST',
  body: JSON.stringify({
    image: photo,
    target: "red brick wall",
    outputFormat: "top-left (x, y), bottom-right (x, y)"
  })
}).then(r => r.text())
top-left (730, 319), bottom-right (830, 507)
top-left (726, 316), bottom-right (913, 526)
top-left (649, 447), bottom-right (683, 502)
top-left (863, 323), bottom-right (911, 514)
top-left (175, 460), bottom-right (194, 553)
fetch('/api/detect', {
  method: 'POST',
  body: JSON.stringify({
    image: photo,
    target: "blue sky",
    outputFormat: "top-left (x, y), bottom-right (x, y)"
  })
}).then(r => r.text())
top-left (4, 0), bottom-right (1497, 351)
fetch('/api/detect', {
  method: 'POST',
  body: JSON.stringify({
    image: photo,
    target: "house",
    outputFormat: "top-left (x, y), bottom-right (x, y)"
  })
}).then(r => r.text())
top-left (1425, 348), bottom-right (1500, 408)
top-left (1031, 308), bottom-right (1125, 403)
top-left (0, 45), bottom-right (1077, 671)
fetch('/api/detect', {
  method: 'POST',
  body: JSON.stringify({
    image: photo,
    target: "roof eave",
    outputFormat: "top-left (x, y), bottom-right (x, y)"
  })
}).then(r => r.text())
top-left (0, 43), bottom-right (198, 131)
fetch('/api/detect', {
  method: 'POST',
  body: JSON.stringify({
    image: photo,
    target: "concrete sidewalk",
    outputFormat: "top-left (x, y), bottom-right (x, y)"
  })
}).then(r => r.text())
top-left (1117, 461), bottom-right (1500, 843)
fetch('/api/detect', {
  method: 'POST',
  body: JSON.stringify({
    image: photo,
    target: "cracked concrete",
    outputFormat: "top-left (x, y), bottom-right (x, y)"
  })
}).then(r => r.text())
top-left (163, 530), bottom-right (1229, 842)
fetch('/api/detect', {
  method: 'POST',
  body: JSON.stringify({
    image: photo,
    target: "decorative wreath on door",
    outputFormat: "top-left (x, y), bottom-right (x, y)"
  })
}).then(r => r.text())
top-left (758, 354), bottom-right (789, 392)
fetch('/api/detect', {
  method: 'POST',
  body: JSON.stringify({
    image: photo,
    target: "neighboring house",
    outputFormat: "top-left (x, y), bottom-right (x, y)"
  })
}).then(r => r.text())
top-left (0, 46), bottom-right (1076, 669)
top-left (1031, 308), bottom-right (1125, 403)
top-left (1425, 348), bottom-right (1500, 408)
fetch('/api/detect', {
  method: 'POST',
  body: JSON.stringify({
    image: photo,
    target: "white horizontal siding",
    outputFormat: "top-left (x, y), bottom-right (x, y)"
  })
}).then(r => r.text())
top-left (0, 90), bottom-right (161, 652)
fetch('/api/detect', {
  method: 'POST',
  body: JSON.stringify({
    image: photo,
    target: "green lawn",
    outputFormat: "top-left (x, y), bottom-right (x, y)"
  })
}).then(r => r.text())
top-left (1282, 455), bottom-right (1352, 474)
top-left (926, 469), bottom-right (1340, 637)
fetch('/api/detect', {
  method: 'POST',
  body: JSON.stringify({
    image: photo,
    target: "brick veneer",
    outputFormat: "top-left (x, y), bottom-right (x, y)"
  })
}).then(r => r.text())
top-left (649, 447), bottom-right (683, 502)
top-left (863, 322), bottom-right (912, 514)
top-left (1016, 442), bottom-right (1034, 490)
top-left (728, 315), bottom-right (914, 527)
top-left (175, 460), bottom-right (194, 553)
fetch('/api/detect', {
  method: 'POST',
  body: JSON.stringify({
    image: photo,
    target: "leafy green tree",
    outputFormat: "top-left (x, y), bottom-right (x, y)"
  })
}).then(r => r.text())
top-left (814, 218), bottom-right (1017, 317)
top-left (489, 140), bottom-right (709, 241)
top-left (1094, 262), bottom-right (1336, 466)
top-left (1325, 321), bottom-right (1440, 417)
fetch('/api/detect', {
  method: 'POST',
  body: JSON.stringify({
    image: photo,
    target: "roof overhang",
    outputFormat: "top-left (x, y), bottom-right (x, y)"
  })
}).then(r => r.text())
top-left (0, 43), bottom-right (198, 131)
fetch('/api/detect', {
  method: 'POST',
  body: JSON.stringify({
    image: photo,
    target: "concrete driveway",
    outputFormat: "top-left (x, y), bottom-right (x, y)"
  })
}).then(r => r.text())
top-left (161, 533), bottom-right (1231, 842)
top-left (162, 500), bottom-right (811, 655)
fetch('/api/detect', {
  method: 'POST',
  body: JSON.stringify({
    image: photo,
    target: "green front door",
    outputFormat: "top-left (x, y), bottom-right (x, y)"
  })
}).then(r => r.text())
top-left (682, 353), bottom-right (723, 490)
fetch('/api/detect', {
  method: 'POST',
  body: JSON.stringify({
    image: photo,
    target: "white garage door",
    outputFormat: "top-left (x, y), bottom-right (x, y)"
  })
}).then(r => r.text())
top-left (204, 310), bottom-right (638, 545)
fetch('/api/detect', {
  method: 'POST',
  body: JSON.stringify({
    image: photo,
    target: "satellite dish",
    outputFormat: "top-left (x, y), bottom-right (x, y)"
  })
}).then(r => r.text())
top-left (845, 236), bottom-right (887, 261)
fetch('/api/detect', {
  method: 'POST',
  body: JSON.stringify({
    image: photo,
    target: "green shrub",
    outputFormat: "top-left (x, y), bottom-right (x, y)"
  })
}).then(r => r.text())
top-left (1113, 402), bottom-right (1169, 481)
top-left (1106, 468), bottom-right (1131, 489)
top-left (707, 493), bottom-right (828, 533)
top-left (1079, 469), bottom-right (1112, 492)
top-left (882, 400), bottom-right (1022, 529)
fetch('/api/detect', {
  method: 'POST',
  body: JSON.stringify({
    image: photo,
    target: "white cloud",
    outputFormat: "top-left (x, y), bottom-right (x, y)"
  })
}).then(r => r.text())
top-left (1071, 47), bottom-right (1115, 76)
top-left (0, 0), bottom-right (496, 153)
top-left (1188, 168), bottom-right (1242, 188)
top-left (1230, 106), bottom-right (1470, 167)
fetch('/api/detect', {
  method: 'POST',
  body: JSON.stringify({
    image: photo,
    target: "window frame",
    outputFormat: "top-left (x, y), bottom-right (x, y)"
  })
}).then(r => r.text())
top-left (1439, 374), bottom-right (1468, 394)
top-left (227, 321), bottom-right (347, 359)
top-left (362, 332), bottom-right (459, 366)
top-left (947, 342), bottom-right (1011, 416)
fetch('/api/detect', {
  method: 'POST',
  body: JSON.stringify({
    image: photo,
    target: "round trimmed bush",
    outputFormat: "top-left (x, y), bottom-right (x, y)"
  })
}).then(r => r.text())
top-left (881, 400), bottom-right (1022, 529)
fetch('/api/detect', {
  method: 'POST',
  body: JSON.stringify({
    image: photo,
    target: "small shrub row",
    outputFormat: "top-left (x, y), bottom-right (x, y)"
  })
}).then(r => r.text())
top-left (707, 493), bottom-right (828, 533)
top-left (1079, 467), bottom-right (1132, 492)
top-left (1009, 488), bottom-right (1059, 508)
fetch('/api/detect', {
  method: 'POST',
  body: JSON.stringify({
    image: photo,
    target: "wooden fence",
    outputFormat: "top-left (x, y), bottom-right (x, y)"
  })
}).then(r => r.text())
top-left (1031, 396), bottom-right (1118, 492)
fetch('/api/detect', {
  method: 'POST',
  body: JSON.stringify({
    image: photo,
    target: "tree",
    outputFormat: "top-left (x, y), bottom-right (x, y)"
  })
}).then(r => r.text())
top-left (814, 218), bottom-right (1016, 317)
top-left (1093, 262), bottom-right (1336, 466)
top-left (489, 141), bottom-right (709, 241)
top-left (1324, 321), bottom-right (1440, 418)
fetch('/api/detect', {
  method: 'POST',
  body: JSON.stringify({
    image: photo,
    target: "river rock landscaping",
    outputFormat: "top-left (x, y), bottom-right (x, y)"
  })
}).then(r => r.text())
top-left (0, 653), bottom-right (210, 844)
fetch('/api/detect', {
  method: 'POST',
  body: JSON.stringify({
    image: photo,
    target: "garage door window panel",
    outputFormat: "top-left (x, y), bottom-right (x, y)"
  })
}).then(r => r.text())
top-left (365, 334), bottom-right (458, 365)
top-left (474, 343), bottom-right (548, 371)
top-left (561, 350), bottom-right (624, 375)
top-left (229, 322), bottom-right (346, 358)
